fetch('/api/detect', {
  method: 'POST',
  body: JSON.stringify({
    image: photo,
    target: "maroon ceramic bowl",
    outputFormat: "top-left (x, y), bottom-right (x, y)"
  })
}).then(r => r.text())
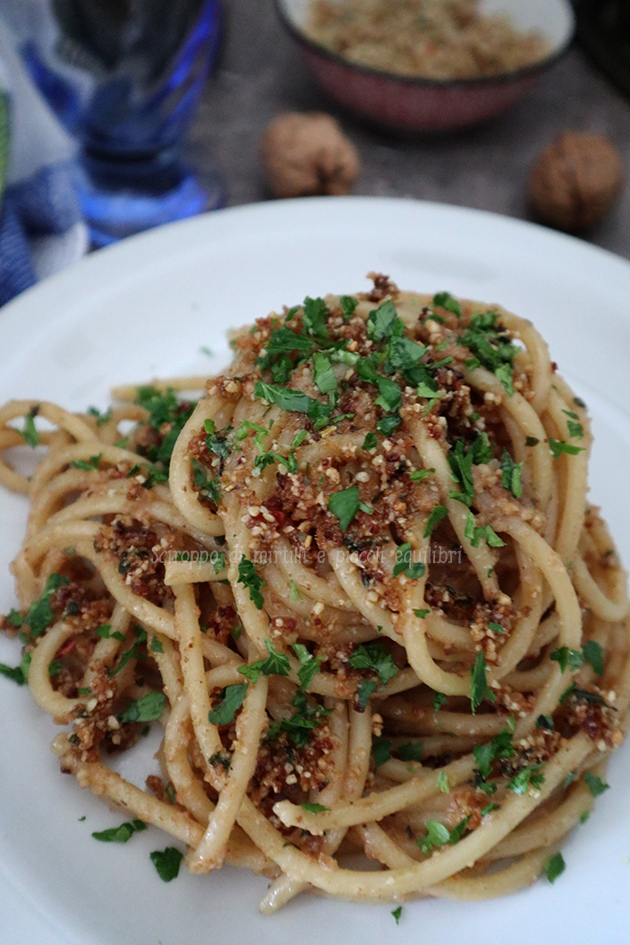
top-left (275, 0), bottom-right (575, 132)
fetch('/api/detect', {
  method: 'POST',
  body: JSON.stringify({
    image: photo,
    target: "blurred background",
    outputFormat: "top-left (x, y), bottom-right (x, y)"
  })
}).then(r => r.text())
top-left (0, 0), bottom-right (628, 306)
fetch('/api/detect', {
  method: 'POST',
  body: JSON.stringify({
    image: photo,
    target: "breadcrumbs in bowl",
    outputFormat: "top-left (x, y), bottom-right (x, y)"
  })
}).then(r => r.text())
top-left (275, 0), bottom-right (575, 132)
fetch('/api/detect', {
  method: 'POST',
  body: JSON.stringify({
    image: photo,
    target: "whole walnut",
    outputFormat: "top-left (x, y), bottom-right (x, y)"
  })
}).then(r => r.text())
top-left (261, 112), bottom-right (360, 199)
top-left (529, 132), bottom-right (624, 232)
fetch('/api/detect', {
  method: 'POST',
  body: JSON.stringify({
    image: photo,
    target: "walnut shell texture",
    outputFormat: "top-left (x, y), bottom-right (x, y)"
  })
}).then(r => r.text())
top-left (529, 132), bottom-right (624, 232)
top-left (261, 112), bottom-right (361, 199)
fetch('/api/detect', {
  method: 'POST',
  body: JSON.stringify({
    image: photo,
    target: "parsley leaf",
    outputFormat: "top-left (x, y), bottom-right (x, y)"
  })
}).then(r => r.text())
top-left (410, 468), bottom-right (434, 482)
top-left (312, 351), bottom-right (338, 394)
top-left (23, 573), bottom-right (69, 639)
top-left (550, 647), bottom-right (584, 673)
top-left (300, 802), bottom-right (329, 813)
top-left (548, 438), bottom-right (585, 458)
top-left (254, 382), bottom-right (331, 425)
top-left (398, 742), bottom-right (422, 762)
top-left (191, 458), bottom-right (221, 505)
top-left (362, 431), bottom-right (378, 450)
top-left (501, 451), bottom-right (523, 498)
top-left (391, 906), bottom-right (403, 925)
top-left (0, 652), bottom-right (31, 686)
top-left (339, 295), bottom-right (359, 321)
top-left (71, 454), bottom-right (103, 472)
top-left (356, 679), bottom-right (377, 711)
top-left (20, 408), bottom-right (40, 448)
top-left (584, 771), bottom-right (609, 797)
top-left (506, 763), bottom-right (545, 794)
top-left (582, 640), bottom-right (604, 676)
top-left (525, 436), bottom-right (539, 447)
top-left (266, 689), bottom-right (332, 747)
top-left (376, 414), bottom-right (402, 435)
top-left (92, 820), bottom-right (146, 843)
top-left (292, 643), bottom-right (322, 691)
top-left (464, 513), bottom-right (505, 549)
top-left (545, 852), bottom-right (565, 884)
top-left (433, 691), bottom-right (446, 713)
top-left (203, 419), bottom-right (231, 461)
top-left (255, 325), bottom-right (313, 371)
top-left (424, 505), bottom-right (448, 537)
top-left (461, 312), bottom-right (518, 395)
top-left (433, 292), bottom-right (461, 318)
top-left (473, 726), bottom-right (515, 780)
top-left (349, 641), bottom-right (398, 686)
top-left (470, 651), bottom-right (496, 714)
top-left (393, 542), bottom-right (426, 580)
top-left (329, 485), bottom-right (362, 531)
top-left (117, 692), bottom-right (166, 724)
top-left (237, 556), bottom-right (265, 610)
top-left (302, 296), bottom-right (330, 342)
top-left (414, 608), bottom-right (430, 619)
top-left (373, 738), bottom-right (393, 768)
top-left (150, 847), bottom-right (184, 882)
top-left (366, 300), bottom-right (400, 342)
top-left (207, 684), bottom-right (248, 725)
top-left (239, 638), bottom-right (290, 683)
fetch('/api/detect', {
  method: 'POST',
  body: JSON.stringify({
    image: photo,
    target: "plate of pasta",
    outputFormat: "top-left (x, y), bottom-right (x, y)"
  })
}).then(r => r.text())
top-left (0, 196), bottom-right (629, 945)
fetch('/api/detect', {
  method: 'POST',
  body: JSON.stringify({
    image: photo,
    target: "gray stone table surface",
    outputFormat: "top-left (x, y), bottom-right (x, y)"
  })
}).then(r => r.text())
top-left (187, 0), bottom-right (630, 260)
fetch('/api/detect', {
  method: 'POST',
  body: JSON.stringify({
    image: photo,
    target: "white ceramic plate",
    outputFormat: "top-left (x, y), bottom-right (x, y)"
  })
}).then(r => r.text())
top-left (0, 197), bottom-right (629, 945)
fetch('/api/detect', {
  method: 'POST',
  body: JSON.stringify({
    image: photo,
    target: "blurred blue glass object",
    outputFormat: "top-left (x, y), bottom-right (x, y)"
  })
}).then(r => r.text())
top-left (6, 0), bottom-right (223, 244)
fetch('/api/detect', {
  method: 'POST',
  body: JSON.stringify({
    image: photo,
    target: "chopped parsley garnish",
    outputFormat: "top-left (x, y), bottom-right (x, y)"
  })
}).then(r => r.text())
top-left (107, 625), bottom-right (147, 678)
top-left (207, 684), bottom-right (248, 725)
top-left (376, 414), bottom-right (402, 435)
top-left (433, 691), bottom-right (446, 713)
top-left (134, 386), bottom-right (196, 469)
top-left (410, 468), bottom-right (434, 482)
top-left (548, 438), bottom-right (585, 458)
top-left (150, 847), bottom-right (184, 882)
top-left (447, 435), bottom-right (491, 507)
top-left (339, 295), bottom-right (359, 321)
top-left (348, 641), bottom-right (398, 686)
top-left (584, 771), bottom-right (609, 797)
top-left (289, 579), bottom-right (302, 602)
top-left (150, 638), bottom-right (164, 654)
top-left (545, 852), bottom-right (565, 884)
top-left (537, 715), bottom-right (554, 729)
top-left (424, 505), bottom-right (448, 538)
top-left (239, 638), bottom-right (290, 683)
top-left (464, 513), bottom-right (505, 549)
top-left (488, 622), bottom-right (504, 634)
top-left (254, 381), bottom-right (331, 426)
top-left (550, 647), bottom-right (584, 673)
top-left (117, 692), bottom-right (166, 724)
top-left (393, 542), bottom-right (426, 580)
top-left (562, 410), bottom-right (584, 439)
top-left (461, 311), bottom-right (518, 395)
top-left (312, 351), bottom-right (338, 394)
top-left (366, 300), bottom-right (400, 342)
top-left (329, 485), bottom-right (363, 531)
top-left (418, 816), bottom-right (471, 855)
top-left (438, 771), bottom-right (450, 793)
top-left (391, 906), bottom-right (403, 925)
top-left (87, 406), bottom-right (113, 426)
top-left (237, 556), bottom-right (265, 610)
top-left (579, 811), bottom-right (590, 824)
top-left (48, 660), bottom-right (62, 678)
top-left (291, 643), bottom-right (322, 691)
top-left (20, 408), bottom-right (40, 448)
top-left (190, 458), bottom-right (221, 504)
top-left (356, 679), bottom-right (377, 711)
top-left (302, 296), bottom-right (330, 343)
top-left (22, 573), bottom-right (69, 639)
top-left (96, 624), bottom-right (125, 642)
top-left (432, 291), bottom-right (462, 318)
top-left (300, 802), bottom-right (329, 813)
top-left (525, 436), bottom-right (539, 447)
top-left (501, 451), bottom-right (523, 498)
top-left (470, 651), bottom-right (496, 714)
top-left (506, 763), bottom-right (545, 795)
top-left (92, 819), bottom-right (146, 843)
top-left (256, 325), bottom-right (313, 372)
top-left (373, 738), bottom-right (393, 768)
top-left (71, 453), bottom-right (103, 471)
top-left (0, 652), bottom-right (31, 686)
top-left (203, 419), bottom-right (231, 461)
top-left (481, 802), bottom-right (500, 816)
top-left (414, 608), bottom-right (430, 619)
top-left (266, 689), bottom-right (332, 747)
top-left (362, 431), bottom-right (378, 451)
top-left (582, 640), bottom-right (604, 676)
top-left (398, 742), bottom-right (423, 762)
top-left (473, 724), bottom-right (515, 780)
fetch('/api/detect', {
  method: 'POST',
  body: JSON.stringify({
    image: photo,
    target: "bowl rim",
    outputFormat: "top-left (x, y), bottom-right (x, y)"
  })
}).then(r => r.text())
top-left (274, 0), bottom-right (576, 90)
